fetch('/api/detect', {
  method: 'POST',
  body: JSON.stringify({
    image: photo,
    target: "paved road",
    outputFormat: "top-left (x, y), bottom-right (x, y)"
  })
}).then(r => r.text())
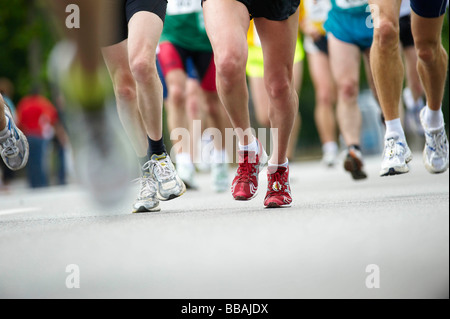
top-left (0, 153), bottom-right (448, 299)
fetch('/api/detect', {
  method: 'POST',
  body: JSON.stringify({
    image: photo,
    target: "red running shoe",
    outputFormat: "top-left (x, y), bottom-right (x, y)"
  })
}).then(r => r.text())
top-left (231, 140), bottom-right (268, 201)
top-left (264, 166), bottom-right (293, 208)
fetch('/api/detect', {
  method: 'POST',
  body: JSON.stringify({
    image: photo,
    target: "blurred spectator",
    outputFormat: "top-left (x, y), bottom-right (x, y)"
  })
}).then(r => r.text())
top-left (16, 87), bottom-right (69, 188)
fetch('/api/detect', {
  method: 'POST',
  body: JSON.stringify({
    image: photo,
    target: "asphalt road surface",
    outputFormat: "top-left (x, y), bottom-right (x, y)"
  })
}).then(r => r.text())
top-left (0, 153), bottom-right (448, 299)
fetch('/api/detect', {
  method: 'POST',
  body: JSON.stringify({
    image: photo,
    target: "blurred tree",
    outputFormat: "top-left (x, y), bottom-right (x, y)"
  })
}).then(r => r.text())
top-left (0, 0), bottom-right (57, 101)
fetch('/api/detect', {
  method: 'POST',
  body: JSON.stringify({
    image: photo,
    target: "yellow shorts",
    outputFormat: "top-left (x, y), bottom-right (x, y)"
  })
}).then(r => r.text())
top-left (246, 36), bottom-right (305, 78)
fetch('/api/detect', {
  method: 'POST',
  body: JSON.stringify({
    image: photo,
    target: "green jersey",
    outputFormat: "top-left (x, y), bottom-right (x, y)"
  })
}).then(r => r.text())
top-left (160, 0), bottom-right (212, 52)
top-left (330, 0), bottom-right (369, 14)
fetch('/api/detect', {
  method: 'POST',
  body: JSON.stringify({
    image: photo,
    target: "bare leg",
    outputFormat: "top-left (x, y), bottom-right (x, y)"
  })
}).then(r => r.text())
top-left (203, 0), bottom-right (253, 145)
top-left (308, 52), bottom-right (337, 146)
top-left (127, 12), bottom-right (164, 141)
top-left (164, 69), bottom-right (189, 155)
top-left (369, 0), bottom-right (403, 121)
top-left (411, 12), bottom-right (448, 112)
top-left (287, 60), bottom-right (303, 161)
top-left (0, 94), bottom-right (5, 130)
top-left (403, 46), bottom-right (425, 102)
top-left (328, 34), bottom-right (362, 147)
top-left (102, 41), bottom-right (149, 158)
top-left (254, 10), bottom-right (300, 164)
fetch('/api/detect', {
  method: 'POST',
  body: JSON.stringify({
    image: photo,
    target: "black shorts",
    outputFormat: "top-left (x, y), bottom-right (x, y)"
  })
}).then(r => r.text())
top-left (202, 0), bottom-right (300, 21)
top-left (399, 15), bottom-right (414, 48)
top-left (314, 35), bottom-right (328, 55)
top-left (101, 0), bottom-right (167, 47)
top-left (410, 0), bottom-right (447, 18)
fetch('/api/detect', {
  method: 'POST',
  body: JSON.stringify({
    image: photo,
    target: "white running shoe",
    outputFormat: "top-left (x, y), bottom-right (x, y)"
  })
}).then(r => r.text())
top-left (132, 172), bottom-right (160, 213)
top-left (0, 103), bottom-right (29, 171)
top-left (211, 162), bottom-right (229, 193)
top-left (146, 153), bottom-right (186, 201)
top-left (322, 149), bottom-right (338, 167)
top-left (380, 133), bottom-right (413, 176)
top-left (420, 108), bottom-right (449, 174)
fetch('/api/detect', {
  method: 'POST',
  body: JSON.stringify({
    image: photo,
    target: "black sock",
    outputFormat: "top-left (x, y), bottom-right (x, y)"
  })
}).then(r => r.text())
top-left (148, 137), bottom-right (167, 157)
top-left (349, 144), bottom-right (361, 151)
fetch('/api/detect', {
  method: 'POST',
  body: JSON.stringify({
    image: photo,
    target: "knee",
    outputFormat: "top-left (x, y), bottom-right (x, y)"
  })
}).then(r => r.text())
top-left (316, 87), bottom-right (335, 108)
top-left (113, 73), bottom-right (137, 102)
top-left (265, 75), bottom-right (292, 102)
top-left (374, 19), bottom-right (399, 50)
top-left (415, 41), bottom-right (446, 64)
top-left (167, 83), bottom-right (186, 109)
top-left (337, 79), bottom-right (358, 103)
top-left (215, 50), bottom-right (246, 90)
top-left (130, 56), bottom-right (157, 84)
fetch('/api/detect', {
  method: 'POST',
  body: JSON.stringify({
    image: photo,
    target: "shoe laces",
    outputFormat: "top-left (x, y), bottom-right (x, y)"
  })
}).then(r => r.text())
top-left (267, 168), bottom-right (288, 197)
top-left (0, 132), bottom-right (19, 158)
top-left (425, 129), bottom-right (448, 157)
top-left (133, 173), bottom-right (157, 199)
top-left (384, 138), bottom-right (404, 159)
top-left (145, 158), bottom-right (176, 182)
top-left (236, 151), bottom-right (257, 183)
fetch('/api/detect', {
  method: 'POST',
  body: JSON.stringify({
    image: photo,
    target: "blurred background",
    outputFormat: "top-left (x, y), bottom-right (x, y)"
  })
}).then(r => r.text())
top-left (0, 0), bottom-right (448, 191)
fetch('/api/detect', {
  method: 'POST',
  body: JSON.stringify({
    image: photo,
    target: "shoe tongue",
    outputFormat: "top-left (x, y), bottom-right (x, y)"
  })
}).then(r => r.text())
top-left (151, 153), bottom-right (167, 162)
top-left (385, 132), bottom-right (400, 140)
top-left (238, 150), bottom-right (257, 163)
top-left (268, 165), bottom-right (287, 175)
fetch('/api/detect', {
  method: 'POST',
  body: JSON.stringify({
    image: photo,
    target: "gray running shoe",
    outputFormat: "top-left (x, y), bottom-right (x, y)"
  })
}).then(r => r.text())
top-left (132, 172), bottom-right (160, 213)
top-left (0, 103), bottom-right (29, 171)
top-left (145, 153), bottom-right (186, 201)
top-left (420, 108), bottom-right (449, 174)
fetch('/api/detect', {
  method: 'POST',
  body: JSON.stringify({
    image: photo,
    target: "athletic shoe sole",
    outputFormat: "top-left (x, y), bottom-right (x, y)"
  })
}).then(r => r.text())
top-left (265, 202), bottom-right (292, 209)
top-left (132, 205), bottom-right (161, 214)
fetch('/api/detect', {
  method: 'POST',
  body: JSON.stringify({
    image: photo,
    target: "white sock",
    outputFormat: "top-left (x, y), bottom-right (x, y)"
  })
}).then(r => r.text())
top-left (322, 141), bottom-right (338, 154)
top-left (0, 116), bottom-right (9, 136)
top-left (239, 137), bottom-right (258, 153)
top-left (424, 106), bottom-right (444, 130)
top-left (385, 118), bottom-right (406, 140)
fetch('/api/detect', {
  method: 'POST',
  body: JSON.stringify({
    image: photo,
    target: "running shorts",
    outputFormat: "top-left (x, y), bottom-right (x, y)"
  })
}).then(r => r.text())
top-left (304, 35), bottom-right (328, 55)
top-left (410, 0), bottom-right (447, 18)
top-left (157, 42), bottom-right (217, 92)
top-left (101, 0), bottom-right (168, 47)
top-left (324, 8), bottom-right (373, 51)
top-left (202, 0), bottom-right (300, 21)
top-left (246, 36), bottom-right (305, 78)
top-left (399, 14), bottom-right (414, 49)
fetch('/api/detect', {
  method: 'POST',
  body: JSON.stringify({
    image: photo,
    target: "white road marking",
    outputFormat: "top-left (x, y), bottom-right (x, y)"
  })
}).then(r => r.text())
top-left (0, 207), bottom-right (42, 216)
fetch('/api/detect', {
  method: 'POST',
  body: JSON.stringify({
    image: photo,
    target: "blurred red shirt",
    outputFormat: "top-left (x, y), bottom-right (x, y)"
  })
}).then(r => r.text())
top-left (16, 95), bottom-right (59, 139)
